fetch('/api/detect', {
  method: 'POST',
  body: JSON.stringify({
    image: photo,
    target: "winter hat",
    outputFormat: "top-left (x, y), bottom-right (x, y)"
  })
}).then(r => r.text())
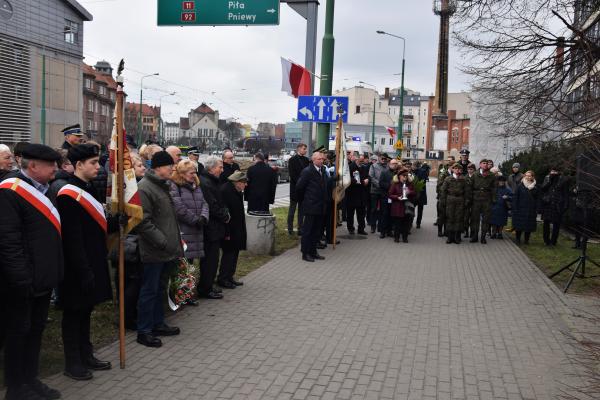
top-left (512, 163), bottom-right (520, 169)
top-left (151, 151), bottom-right (174, 169)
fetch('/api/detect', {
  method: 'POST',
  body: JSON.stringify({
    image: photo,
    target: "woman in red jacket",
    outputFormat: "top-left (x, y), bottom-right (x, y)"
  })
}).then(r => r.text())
top-left (388, 168), bottom-right (417, 243)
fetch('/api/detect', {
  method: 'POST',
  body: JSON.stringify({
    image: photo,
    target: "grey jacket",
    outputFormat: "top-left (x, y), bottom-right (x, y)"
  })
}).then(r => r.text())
top-left (169, 181), bottom-right (209, 260)
top-left (507, 172), bottom-right (523, 193)
top-left (369, 162), bottom-right (387, 194)
top-left (137, 171), bottom-right (184, 263)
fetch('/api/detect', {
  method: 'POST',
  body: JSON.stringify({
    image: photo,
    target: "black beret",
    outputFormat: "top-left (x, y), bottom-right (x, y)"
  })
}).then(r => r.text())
top-left (21, 144), bottom-right (61, 162)
top-left (151, 151), bottom-right (174, 169)
top-left (67, 143), bottom-right (100, 164)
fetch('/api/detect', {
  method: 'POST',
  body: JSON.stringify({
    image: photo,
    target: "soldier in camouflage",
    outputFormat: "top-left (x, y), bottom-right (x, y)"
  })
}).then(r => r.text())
top-left (435, 156), bottom-right (455, 237)
top-left (469, 159), bottom-right (496, 244)
top-left (440, 163), bottom-right (471, 244)
top-left (463, 163), bottom-right (476, 238)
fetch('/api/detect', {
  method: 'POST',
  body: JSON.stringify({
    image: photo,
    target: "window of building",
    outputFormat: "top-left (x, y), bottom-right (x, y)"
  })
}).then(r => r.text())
top-left (94, 101), bottom-right (99, 113)
top-left (99, 85), bottom-right (106, 96)
top-left (87, 100), bottom-right (93, 112)
top-left (355, 105), bottom-right (361, 114)
top-left (407, 123), bottom-right (412, 133)
top-left (209, 129), bottom-right (214, 136)
top-left (101, 104), bottom-right (109, 116)
top-left (452, 128), bottom-right (459, 144)
top-left (110, 92), bottom-right (115, 101)
top-left (87, 120), bottom-right (93, 130)
top-left (389, 138), bottom-right (394, 145)
top-left (64, 20), bottom-right (79, 44)
top-left (380, 138), bottom-right (385, 145)
top-left (85, 78), bottom-right (93, 89)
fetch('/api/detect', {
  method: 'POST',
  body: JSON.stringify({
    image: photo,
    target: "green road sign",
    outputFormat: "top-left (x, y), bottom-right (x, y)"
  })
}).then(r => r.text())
top-left (157, 0), bottom-right (280, 26)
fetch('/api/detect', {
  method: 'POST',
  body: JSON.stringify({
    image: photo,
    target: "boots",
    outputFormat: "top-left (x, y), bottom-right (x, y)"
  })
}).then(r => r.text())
top-left (437, 225), bottom-right (444, 237)
top-left (470, 232), bottom-right (478, 243)
top-left (455, 231), bottom-right (462, 244)
top-left (464, 228), bottom-right (470, 238)
top-left (446, 231), bottom-right (454, 244)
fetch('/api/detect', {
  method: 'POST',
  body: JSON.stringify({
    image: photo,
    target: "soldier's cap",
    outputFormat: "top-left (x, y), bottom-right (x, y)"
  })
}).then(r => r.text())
top-left (228, 171), bottom-right (248, 182)
top-left (467, 163), bottom-right (476, 169)
top-left (380, 153), bottom-right (392, 160)
top-left (479, 159), bottom-right (488, 164)
top-left (21, 144), bottom-right (61, 162)
top-left (460, 149), bottom-right (470, 155)
top-left (188, 146), bottom-right (200, 155)
top-left (61, 124), bottom-right (83, 136)
top-left (125, 135), bottom-right (137, 148)
top-left (67, 143), bottom-right (100, 164)
top-left (312, 145), bottom-right (325, 154)
top-left (452, 162), bottom-right (462, 169)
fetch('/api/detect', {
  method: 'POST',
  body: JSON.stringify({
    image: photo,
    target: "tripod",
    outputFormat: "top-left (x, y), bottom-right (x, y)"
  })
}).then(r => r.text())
top-left (549, 237), bottom-right (600, 293)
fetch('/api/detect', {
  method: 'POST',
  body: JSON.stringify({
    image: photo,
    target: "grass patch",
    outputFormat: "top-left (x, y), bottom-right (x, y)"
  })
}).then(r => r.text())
top-left (1, 207), bottom-right (297, 385)
top-left (507, 222), bottom-right (600, 295)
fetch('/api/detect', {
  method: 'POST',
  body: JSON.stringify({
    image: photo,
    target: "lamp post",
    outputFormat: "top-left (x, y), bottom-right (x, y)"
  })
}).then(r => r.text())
top-left (138, 73), bottom-right (159, 145)
top-left (377, 30), bottom-right (406, 156)
top-left (158, 91), bottom-right (176, 144)
top-left (359, 81), bottom-right (377, 152)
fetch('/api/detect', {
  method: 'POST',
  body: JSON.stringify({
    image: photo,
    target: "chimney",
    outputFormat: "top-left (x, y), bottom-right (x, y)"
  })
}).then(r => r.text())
top-left (384, 87), bottom-right (390, 99)
top-left (555, 36), bottom-right (565, 75)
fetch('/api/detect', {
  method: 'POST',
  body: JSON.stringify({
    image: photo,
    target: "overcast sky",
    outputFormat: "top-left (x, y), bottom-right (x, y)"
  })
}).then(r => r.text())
top-left (80, 0), bottom-right (470, 126)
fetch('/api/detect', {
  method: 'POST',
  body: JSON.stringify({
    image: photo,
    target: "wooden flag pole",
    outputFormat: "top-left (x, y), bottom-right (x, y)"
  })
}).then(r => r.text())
top-left (115, 63), bottom-right (126, 369)
top-left (332, 114), bottom-right (343, 250)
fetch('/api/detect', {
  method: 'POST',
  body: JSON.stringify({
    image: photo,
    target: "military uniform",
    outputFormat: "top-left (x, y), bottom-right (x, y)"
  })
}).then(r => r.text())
top-left (463, 172), bottom-right (475, 237)
top-left (469, 171), bottom-right (496, 243)
top-left (440, 168), bottom-right (471, 243)
top-left (435, 164), bottom-right (450, 236)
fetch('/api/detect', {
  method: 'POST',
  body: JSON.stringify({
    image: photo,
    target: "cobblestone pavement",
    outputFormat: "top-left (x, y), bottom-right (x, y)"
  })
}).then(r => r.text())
top-left (47, 185), bottom-right (595, 400)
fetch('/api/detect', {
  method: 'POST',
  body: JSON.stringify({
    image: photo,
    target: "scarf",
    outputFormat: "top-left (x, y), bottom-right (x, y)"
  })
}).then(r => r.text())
top-left (523, 179), bottom-right (536, 190)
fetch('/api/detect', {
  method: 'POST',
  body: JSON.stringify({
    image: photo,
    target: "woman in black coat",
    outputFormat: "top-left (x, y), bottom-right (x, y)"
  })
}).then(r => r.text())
top-left (217, 172), bottom-right (248, 288)
top-left (512, 170), bottom-right (539, 245)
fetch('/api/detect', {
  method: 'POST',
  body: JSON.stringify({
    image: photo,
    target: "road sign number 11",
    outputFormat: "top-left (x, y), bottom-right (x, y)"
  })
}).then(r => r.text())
top-left (183, 1), bottom-right (195, 10)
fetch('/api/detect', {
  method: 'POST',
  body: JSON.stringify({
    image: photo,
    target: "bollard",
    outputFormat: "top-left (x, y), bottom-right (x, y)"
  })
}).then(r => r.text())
top-left (245, 212), bottom-right (276, 255)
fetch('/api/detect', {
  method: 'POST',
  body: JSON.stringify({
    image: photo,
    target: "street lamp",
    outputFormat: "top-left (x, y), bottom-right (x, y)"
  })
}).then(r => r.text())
top-left (158, 91), bottom-right (176, 144)
top-left (138, 73), bottom-right (159, 145)
top-left (359, 81), bottom-right (377, 152)
top-left (377, 30), bottom-right (406, 157)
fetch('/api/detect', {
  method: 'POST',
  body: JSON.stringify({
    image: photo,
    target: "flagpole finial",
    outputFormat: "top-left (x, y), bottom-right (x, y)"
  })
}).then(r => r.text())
top-left (117, 59), bottom-right (125, 76)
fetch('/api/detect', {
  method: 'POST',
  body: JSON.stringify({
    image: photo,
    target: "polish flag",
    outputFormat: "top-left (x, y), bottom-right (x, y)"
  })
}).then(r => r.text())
top-left (281, 57), bottom-right (311, 98)
top-left (386, 126), bottom-right (397, 138)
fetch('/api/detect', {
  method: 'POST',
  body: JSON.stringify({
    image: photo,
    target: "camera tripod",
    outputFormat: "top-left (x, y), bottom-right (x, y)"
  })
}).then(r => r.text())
top-left (549, 237), bottom-right (600, 293)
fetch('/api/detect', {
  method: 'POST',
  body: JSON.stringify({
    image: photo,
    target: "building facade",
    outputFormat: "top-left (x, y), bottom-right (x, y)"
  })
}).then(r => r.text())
top-left (0, 0), bottom-right (92, 147)
top-left (163, 122), bottom-right (180, 144)
top-left (284, 121), bottom-right (303, 151)
top-left (124, 102), bottom-right (160, 144)
top-left (82, 61), bottom-right (117, 147)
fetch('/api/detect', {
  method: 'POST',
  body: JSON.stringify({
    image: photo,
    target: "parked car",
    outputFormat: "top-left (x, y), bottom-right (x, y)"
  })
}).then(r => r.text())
top-left (268, 158), bottom-right (289, 183)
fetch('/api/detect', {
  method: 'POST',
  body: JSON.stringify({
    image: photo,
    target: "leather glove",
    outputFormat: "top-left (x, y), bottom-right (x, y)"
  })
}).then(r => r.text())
top-left (195, 216), bottom-right (207, 228)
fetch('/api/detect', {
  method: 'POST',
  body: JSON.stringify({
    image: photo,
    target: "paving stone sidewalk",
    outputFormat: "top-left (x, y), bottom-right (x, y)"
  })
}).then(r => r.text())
top-left (46, 186), bottom-right (596, 400)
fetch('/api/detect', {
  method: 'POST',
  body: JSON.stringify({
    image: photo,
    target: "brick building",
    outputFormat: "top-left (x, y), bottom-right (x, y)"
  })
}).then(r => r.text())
top-left (82, 61), bottom-right (117, 146)
top-left (124, 102), bottom-right (160, 144)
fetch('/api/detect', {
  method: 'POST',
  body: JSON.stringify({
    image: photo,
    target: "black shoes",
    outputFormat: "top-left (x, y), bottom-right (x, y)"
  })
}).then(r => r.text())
top-left (302, 254), bottom-right (315, 262)
top-left (316, 244), bottom-right (327, 249)
top-left (470, 234), bottom-right (478, 243)
top-left (153, 323), bottom-right (181, 337)
top-left (64, 364), bottom-right (93, 381)
top-left (357, 230), bottom-right (368, 235)
top-left (379, 233), bottom-right (386, 238)
top-left (84, 356), bottom-right (111, 371)
top-left (230, 278), bottom-right (244, 286)
top-left (370, 227), bottom-right (376, 233)
top-left (311, 253), bottom-right (325, 260)
top-left (217, 280), bottom-right (236, 289)
top-left (481, 236), bottom-right (487, 244)
top-left (394, 238), bottom-right (400, 243)
top-left (455, 232), bottom-right (462, 244)
top-left (5, 384), bottom-right (46, 400)
top-left (28, 379), bottom-right (61, 399)
top-left (348, 229), bottom-right (355, 235)
top-left (446, 231), bottom-right (454, 244)
top-left (198, 291), bottom-right (223, 299)
top-left (416, 224), bottom-right (421, 229)
top-left (137, 333), bottom-right (162, 348)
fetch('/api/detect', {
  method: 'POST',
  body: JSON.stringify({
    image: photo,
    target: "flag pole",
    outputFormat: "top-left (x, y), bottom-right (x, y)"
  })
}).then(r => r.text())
top-left (115, 62), bottom-right (126, 369)
top-left (332, 112), bottom-right (343, 250)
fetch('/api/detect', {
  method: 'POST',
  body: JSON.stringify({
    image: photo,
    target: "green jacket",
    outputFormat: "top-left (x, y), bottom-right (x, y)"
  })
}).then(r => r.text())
top-left (137, 170), bottom-right (184, 263)
top-left (469, 171), bottom-right (496, 203)
top-left (436, 165), bottom-right (450, 195)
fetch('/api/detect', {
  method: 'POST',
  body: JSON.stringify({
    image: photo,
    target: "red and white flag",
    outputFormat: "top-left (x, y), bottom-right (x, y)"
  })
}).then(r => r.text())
top-left (386, 126), bottom-right (397, 138)
top-left (281, 57), bottom-right (311, 98)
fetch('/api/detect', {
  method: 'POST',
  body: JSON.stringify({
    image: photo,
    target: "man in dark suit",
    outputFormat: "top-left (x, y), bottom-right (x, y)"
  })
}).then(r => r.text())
top-left (346, 153), bottom-right (369, 235)
top-left (287, 143), bottom-right (310, 235)
top-left (245, 152), bottom-right (276, 213)
top-left (219, 149), bottom-right (240, 184)
top-left (295, 151), bottom-right (328, 262)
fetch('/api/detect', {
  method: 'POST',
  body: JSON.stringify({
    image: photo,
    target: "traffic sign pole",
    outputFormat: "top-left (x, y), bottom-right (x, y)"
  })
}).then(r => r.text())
top-left (316, 0), bottom-right (335, 149)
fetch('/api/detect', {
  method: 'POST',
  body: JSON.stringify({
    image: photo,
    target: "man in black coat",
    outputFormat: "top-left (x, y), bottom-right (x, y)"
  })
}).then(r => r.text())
top-left (0, 144), bottom-right (63, 400)
top-left (296, 151), bottom-right (328, 262)
top-left (57, 144), bottom-right (121, 380)
top-left (219, 149), bottom-right (240, 184)
top-left (245, 152), bottom-right (276, 213)
top-left (287, 143), bottom-right (309, 235)
top-left (217, 171), bottom-right (248, 289)
top-left (60, 124), bottom-right (83, 150)
top-left (378, 158), bottom-right (399, 238)
top-left (345, 153), bottom-right (369, 235)
top-left (199, 156), bottom-right (230, 299)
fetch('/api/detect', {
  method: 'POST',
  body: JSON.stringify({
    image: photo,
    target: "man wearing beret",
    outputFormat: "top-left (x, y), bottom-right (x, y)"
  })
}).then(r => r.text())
top-left (56, 144), bottom-right (123, 380)
top-left (136, 151), bottom-right (183, 347)
top-left (468, 159), bottom-right (497, 244)
top-left (61, 124), bottom-right (84, 150)
top-left (0, 144), bottom-right (63, 400)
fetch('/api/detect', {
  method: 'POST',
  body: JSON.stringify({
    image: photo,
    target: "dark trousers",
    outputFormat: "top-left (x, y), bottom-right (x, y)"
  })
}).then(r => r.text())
top-left (515, 231), bottom-right (531, 243)
top-left (218, 249), bottom-right (240, 283)
top-left (302, 214), bottom-right (323, 256)
top-left (287, 200), bottom-right (304, 233)
top-left (392, 216), bottom-right (410, 241)
top-left (543, 221), bottom-right (561, 245)
top-left (62, 307), bottom-right (94, 367)
top-left (416, 203), bottom-right (425, 227)
top-left (137, 262), bottom-right (168, 334)
top-left (379, 199), bottom-right (391, 234)
top-left (471, 200), bottom-right (492, 237)
top-left (199, 240), bottom-right (221, 295)
top-left (325, 204), bottom-right (336, 244)
top-left (346, 204), bottom-right (366, 232)
top-left (114, 262), bottom-right (141, 329)
top-left (4, 293), bottom-right (50, 388)
top-left (369, 194), bottom-right (381, 228)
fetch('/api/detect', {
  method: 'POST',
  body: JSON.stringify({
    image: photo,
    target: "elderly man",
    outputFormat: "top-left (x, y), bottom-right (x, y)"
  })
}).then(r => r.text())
top-left (0, 144), bottom-right (14, 180)
top-left (296, 151), bottom-right (328, 262)
top-left (368, 153), bottom-right (390, 233)
top-left (287, 143), bottom-right (310, 235)
top-left (0, 144), bottom-right (63, 400)
top-left (61, 124), bottom-right (84, 150)
top-left (165, 146), bottom-right (182, 164)
top-left (220, 149), bottom-right (240, 184)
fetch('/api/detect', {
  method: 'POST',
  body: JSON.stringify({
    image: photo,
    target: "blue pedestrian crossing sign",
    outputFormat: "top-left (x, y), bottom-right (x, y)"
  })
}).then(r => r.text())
top-left (297, 96), bottom-right (349, 123)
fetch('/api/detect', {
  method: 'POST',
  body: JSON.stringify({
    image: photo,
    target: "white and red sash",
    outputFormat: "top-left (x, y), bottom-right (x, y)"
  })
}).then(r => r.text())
top-left (58, 184), bottom-right (107, 233)
top-left (0, 177), bottom-right (61, 235)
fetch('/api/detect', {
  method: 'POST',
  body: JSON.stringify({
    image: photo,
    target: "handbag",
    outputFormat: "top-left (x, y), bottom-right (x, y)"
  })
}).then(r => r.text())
top-left (404, 200), bottom-right (415, 217)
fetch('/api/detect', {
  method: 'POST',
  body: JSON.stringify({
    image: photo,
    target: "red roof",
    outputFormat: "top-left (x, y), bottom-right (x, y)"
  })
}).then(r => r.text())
top-left (126, 102), bottom-right (160, 117)
top-left (193, 103), bottom-right (215, 114)
top-left (180, 117), bottom-right (190, 130)
top-left (82, 63), bottom-right (117, 90)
